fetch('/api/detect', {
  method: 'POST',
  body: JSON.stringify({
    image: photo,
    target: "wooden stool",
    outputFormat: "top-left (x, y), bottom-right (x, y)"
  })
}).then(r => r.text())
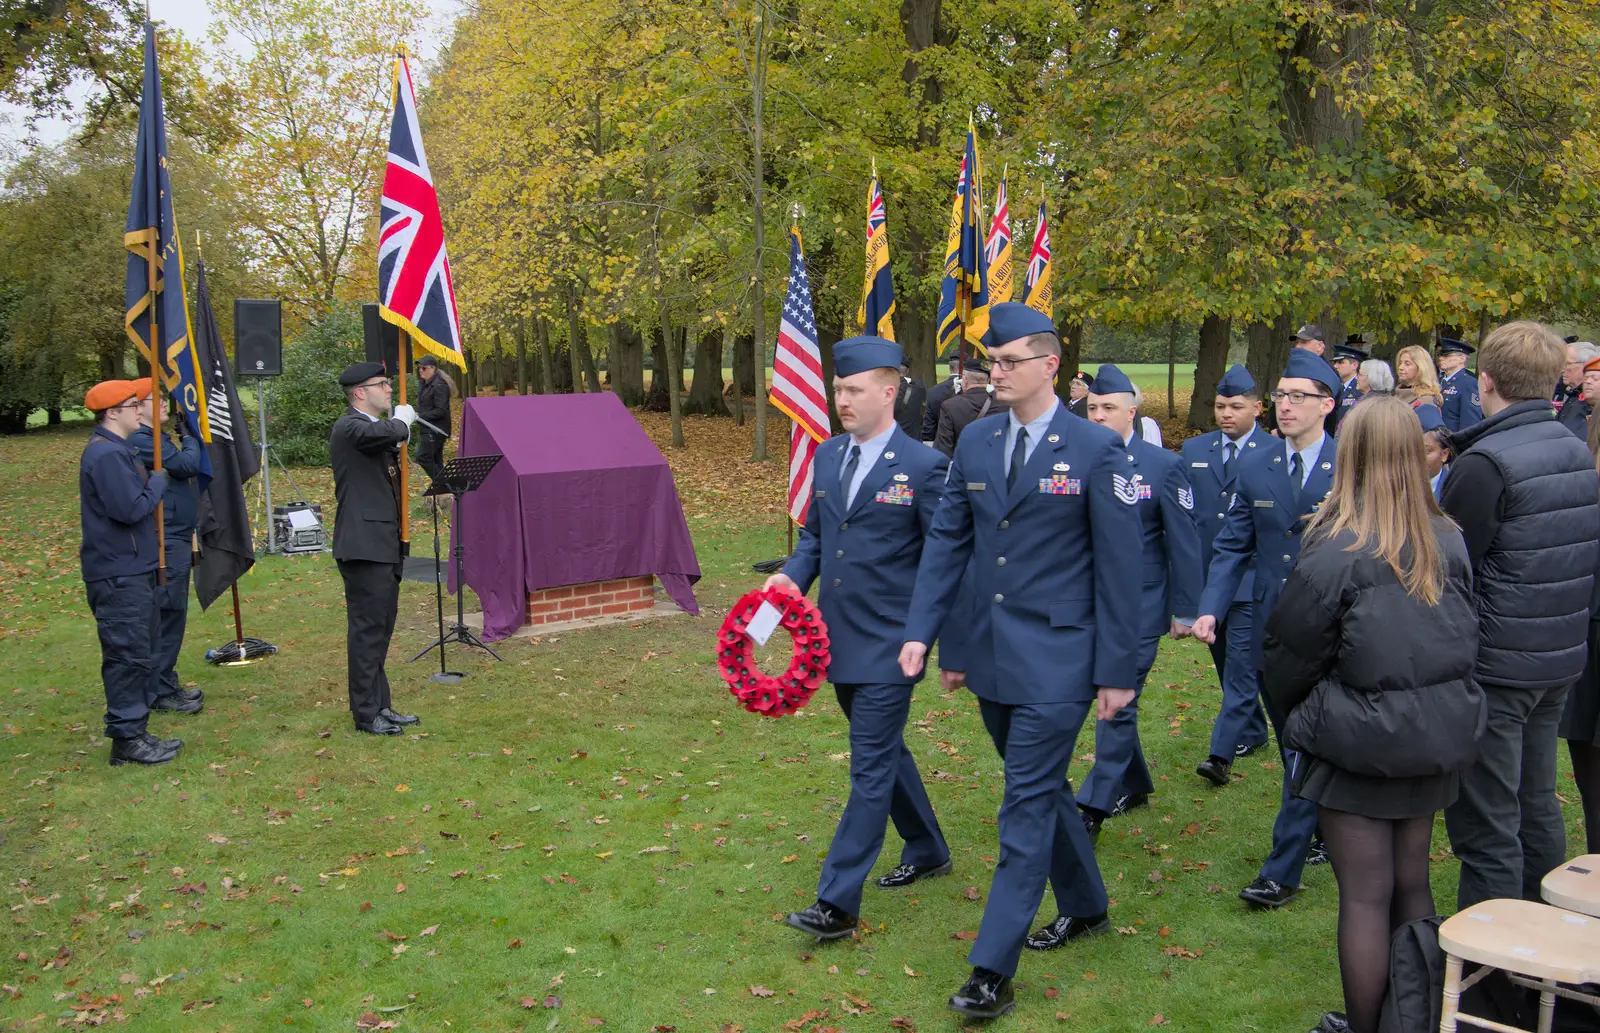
top-left (1542, 855), bottom-right (1600, 918)
top-left (1439, 898), bottom-right (1600, 1032)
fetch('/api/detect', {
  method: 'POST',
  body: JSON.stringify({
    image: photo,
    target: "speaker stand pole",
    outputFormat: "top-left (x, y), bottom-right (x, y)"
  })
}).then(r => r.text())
top-left (451, 492), bottom-right (502, 661)
top-left (425, 495), bottom-right (462, 682)
top-left (259, 378), bottom-right (276, 555)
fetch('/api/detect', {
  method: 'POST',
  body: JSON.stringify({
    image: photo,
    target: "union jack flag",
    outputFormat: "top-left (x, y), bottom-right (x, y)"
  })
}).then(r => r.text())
top-left (1021, 200), bottom-right (1053, 315)
top-left (769, 226), bottom-right (829, 525)
top-left (377, 53), bottom-right (464, 368)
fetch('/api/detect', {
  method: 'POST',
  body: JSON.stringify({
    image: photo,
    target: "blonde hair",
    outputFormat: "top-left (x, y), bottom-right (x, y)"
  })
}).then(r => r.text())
top-left (1480, 321), bottom-right (1567, 402)
top-left (1304, 395), bottom-right (1449, 605)
top-left (1396, 346), bottom-right (1443, 407)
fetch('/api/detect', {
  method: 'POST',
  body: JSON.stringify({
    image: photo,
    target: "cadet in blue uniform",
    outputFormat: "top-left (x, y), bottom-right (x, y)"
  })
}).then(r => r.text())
top-left (1181, 365), bottom-right (1271, 786)
top-left (1415, 403), bottom-right (1452, 500)
top-left (1437, 337), bottom-right (1483, 433)
top-left (1074, 364), bottom-right (1203, 838)
top-left (130, 381), bottom-right (207, 715)
top-left (1329, 335), bottom-right (1368, 434)
top-left (79, 379), bottom-right (180, 766)
top-left (771, 336), bottom-right (953, 941)
top-left (1192, 349), bottom-right (1342, 909)
top-left (898, 303), bottom-right (1142, 1020)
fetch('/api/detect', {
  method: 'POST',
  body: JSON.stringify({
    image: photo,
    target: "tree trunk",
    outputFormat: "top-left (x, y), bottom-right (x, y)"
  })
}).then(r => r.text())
top-left (1246, 316), bottom-right (1291, 396)
top-left (611, 323), bottom-right (644, 405)
top-left (817, 311), bottom-right (843, 433)
top-left (665, 321), bottom-right (685, 448)
top-left (465, 350), bottom-right (478, 397)
top-left (748, 7), bottom-right (769, 461)
top-left (685, 326), bottom-right (728, 416)
top-left (515, 315), bottom-right (529, 394)
top-left (730, 324), bottom-right (745, 426)
top-left (735, 332), bottom-right (757, 396)
top-left (1190, 315), bottom-right (1232, 430)
top-left (46, 407), bottom-right (61, 425)
top-left (644, 326), bottom-right (671, 411)
top-left (1054, 320), bottom-right (1085, 406)
top-left (566, 288), bottom-right (587, 393)
top-left (537, 316), bottom-right (556, 394)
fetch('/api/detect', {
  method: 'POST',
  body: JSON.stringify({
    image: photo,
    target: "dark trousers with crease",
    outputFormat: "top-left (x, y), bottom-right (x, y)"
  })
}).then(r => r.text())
top-left (815, 682), bottom-right (949, 918)
top-left (1207, 600), bottom-right (1269, 759)
top-left (338, 559), bottom-right (401, 724)
top-left (1077, 635), bottom-right (1161, 813)
top-left (969, 697), bottom-right (1108, 978)
top-left (154, 543), bottom-right (191, 698)
top-left (1258, 673), bottom-right (1319, 889)
top-left (87, 573), bottom-right (159, 739)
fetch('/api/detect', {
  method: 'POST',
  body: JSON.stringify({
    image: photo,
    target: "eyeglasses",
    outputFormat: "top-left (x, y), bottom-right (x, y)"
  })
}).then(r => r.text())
top-left (991, 354), bottom-right (1052, 373)
top-left (1270, 389), bottom-right (1330, 406)
top-left (358, 379), bottom-right (392, 390)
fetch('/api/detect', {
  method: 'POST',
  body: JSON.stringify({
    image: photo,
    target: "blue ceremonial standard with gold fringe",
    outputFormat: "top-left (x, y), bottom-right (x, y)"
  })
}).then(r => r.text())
top-left (123, 20), bottom-right (211, 487)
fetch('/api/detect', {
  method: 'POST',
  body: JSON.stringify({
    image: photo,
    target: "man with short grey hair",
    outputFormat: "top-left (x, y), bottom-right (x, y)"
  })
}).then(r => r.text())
top-left (1557, 340), bottom-right (1599, 438)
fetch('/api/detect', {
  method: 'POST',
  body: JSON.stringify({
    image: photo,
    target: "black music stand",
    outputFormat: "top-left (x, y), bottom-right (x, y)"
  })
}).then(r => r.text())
top-left (411, 453), bottom-right (504, 680)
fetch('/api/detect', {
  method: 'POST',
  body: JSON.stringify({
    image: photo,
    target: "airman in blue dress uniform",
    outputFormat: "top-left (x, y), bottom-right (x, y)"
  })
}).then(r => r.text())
top-left (1191, 348), bottom-right (1342, 910)
top-left (1074, 364), bottom-right (1204, 838)
top-left (898, 303), bottom-right (1143, 1020)
top-left (770, 336), bottom-right (953, 942)
top-left (1180, 365), bottom-right (1271, 786)
top-left (1329, 335), bottom-right (1368, 434)
top-left (1437, 337), bottom-right (1483, 433)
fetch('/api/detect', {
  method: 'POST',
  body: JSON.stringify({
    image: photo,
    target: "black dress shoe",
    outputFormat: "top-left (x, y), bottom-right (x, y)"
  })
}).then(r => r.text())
top-left (142, 731), bottom-right (183, 751)
top-left (1235, 741), bottom-right (1267, 758)
top-left (1081, 807), bottom-right (1107, 843)
top-left (1196, 756), bottom-right (1232, 787)
top-left (110, 736), bottom-right (178, 766)
top-left (948, 967), bottom-right (1014, 1019)
top-left (1111, 792), bottom-right (1149, 816)
top-left (355, 714), bottom-right (404, 736)
top-left (786, 900), bottom-right (857, 940)
top-left (151, 693), bottom-right (203, 714)
top-left (1026, 913), bottom-right (1111, 951)
top-left (379, 708), bottom-right (419, 726)
top-left (876, 858), bottom-right (953, 888)
top-left (1238, 876), bottom-right (1298, 909)
top-left (1305, 837), bottom-right (1330, 866)
top-left (1314, 1012), bottom-right (1351, 1033)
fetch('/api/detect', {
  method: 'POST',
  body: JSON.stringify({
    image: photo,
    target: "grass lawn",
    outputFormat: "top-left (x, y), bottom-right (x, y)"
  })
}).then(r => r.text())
top-left (0, 412), bottom-right (1583, 1033)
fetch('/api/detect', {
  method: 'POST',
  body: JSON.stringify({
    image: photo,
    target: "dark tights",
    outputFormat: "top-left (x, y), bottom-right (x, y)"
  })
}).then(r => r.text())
top-left (1319, 806), bottom-right (1438, 1033)
top-left (1570, 740), bottom-right (1600, 854)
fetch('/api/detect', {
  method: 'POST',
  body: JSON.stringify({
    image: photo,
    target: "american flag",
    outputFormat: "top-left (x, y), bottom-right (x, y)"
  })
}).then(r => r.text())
top-left (768, 226), bottom-right (829, 525)
top-left (377, 53), bottom-right (465, 368)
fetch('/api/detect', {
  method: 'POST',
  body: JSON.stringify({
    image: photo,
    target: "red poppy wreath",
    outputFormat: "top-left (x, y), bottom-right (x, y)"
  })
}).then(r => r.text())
top-left (716, 587), bottom-right (831, 717)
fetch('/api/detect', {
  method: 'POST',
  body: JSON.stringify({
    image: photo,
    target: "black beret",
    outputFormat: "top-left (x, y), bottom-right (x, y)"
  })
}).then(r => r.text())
top-left (339, 360), bottom-right (388, 387)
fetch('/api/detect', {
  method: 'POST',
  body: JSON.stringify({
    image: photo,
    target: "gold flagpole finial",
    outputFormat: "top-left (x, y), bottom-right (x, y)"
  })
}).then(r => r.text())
top-left (871, 156), bottom-right (877, 179)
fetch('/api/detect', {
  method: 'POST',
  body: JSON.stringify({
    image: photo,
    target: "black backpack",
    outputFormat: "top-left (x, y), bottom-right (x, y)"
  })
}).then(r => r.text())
top-left (1379, 916), bottom-right (1446, 1033)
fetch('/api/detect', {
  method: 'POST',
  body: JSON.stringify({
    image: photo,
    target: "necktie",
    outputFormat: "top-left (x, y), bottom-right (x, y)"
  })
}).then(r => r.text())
top-left (1224, 441), bottom-right (1237, 477)
top-left (1007, 428), bottom-right (1029, 493)
top-left (841, 444), bottom-right (861, 507)
top-left (1290, 451), bottom-right (1304, 508)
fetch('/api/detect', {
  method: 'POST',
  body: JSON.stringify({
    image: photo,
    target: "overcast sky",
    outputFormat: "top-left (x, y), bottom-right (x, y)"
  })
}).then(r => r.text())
top-left (0, 0), bottom-right (462, 150)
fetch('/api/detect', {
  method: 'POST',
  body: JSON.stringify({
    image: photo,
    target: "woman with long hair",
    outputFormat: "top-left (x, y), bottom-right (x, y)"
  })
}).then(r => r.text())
top-left (1264, 396), bottom-right (1484, 1033)
top-left (1560, 415), bottom-right (1600, 853)
top-left (1395, 345), bottom-right (1444, 407)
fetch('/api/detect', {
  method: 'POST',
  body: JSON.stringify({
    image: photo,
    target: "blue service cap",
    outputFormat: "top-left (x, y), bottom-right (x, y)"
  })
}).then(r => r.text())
top-left (1331, 337), bottom-right (1369, 362)
top-left (833, 335), bottom-right (903, 378)
top-left (1283, 348), bottom-right (1342, 396)
top-left (1438, 337), bottom-right (1475, 356)
top-left (1215, 364), bottom-right (1256, 397)
top-left (985, 302), bottom-right (1058, 349)
top-left (1090, 363), bottom-right (1135, 396)
top-left (1414, 403), bottom-right (1446, 434)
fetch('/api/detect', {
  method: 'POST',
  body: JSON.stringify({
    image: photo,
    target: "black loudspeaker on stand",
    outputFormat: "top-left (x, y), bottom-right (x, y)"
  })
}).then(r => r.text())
top-left (411, 454), bottom-right (505, 681)
top-left (234, 299), bottom-right (283, 376)
top-left (363, 303), bottom-right (405, 374)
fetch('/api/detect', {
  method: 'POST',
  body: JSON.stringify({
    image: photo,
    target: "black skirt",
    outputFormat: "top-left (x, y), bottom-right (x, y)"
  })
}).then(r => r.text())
top-left (1293, 756), bottom-right (1458, 821)
top-left (1560, 619), bottom-right (1600, 747)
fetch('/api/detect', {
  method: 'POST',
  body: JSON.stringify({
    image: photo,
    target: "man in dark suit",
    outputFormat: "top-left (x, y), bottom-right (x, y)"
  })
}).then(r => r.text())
top-left (1181, 365), bottom-right (1270, 786)
top-left (1073, 364), bottom-right (1204, 841)
top-left (893, 360), bottom-right (926, 440)
top-left (921, 356), bottom-right (961, 442)
top-left (414, 354), bottom-right (452, 483)
top-left (770, 336), bottom-right (953, 941)
top-left (1191, 348), bottom-right (1342, 910)
top-left (330, 361), bottom-right (422, 736)
top-left (899, 303), bottom-right (1142, 1019)
top-left (933, 359), bottom-right (1007, 457)
top-left (1328, 335), bottom-right (1368, 434)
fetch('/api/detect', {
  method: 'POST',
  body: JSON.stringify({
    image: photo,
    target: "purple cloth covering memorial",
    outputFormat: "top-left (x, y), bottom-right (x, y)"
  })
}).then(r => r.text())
top-left (449, 394), bottom-right (701, 641)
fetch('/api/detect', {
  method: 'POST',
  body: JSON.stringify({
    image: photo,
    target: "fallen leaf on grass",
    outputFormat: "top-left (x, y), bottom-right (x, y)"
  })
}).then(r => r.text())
top-left (718, 1026), bottom-right (742, 1033)
top-left (1163, 946), bottom-right (1203, 959)
top-left (359, 902), bottom-right (373, 912)
top-left (1045, 987), bottom-right (1060, 999)
top-left (962, 886), bottom-right (981, 901)
top-left (355, 1013), bottom-right (398, 1030)
top-left (394, 883), bottom-right (406, 894)
top-left (638, 845), bottom-right (670, 855)
top-left (508, 938), bottom-right (523, 949)
top-left (902, 964), bottom-right (919, 977)
top-left (1149, 1015), bottom-right (1171, 1026)
top-left (585, 1019), bottom-right (604, 1027)
top-left (890, 1020), bottom-right (915, 1031)
top-left (652, 1026), bottom-right (677, 1032)
top-left (780, 854), bottom-right (798, 863)
top-left (542, 996), bottom-right (562, 1009)
top-left (418, 925), bottom-right (438, 937)
top-left (749, 986), bottom-right (775, 998)
top-left (1116, 926), bottom-right (1138, 936)
top-left (951, 930), bottom-right (976, 941)
top-left (1157, 925), bottom-right (1171, 938)
top-left (520, 997), bottom-right (538, 1009)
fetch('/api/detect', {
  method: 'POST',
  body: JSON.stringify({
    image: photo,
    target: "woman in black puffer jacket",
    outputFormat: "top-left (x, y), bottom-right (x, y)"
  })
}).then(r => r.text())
top-left (1264, 396), bottom-right (1486, 1033)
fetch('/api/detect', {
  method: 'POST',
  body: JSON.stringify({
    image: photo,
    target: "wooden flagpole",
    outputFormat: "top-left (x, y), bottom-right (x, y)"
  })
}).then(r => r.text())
top-left (398, 331), bottom-right (411, 547)
top-left (148, 230), bottom-right (167, 585)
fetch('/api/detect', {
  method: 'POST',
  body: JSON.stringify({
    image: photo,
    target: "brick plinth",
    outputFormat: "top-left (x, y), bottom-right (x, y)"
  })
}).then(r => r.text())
top-left (525, 575), bottom-right (656, 626)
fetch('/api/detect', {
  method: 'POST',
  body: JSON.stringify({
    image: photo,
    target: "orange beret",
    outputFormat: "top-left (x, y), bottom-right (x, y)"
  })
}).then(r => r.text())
top-left (128, 377), bottom-right (153, 399)
top-left (1585, 357), bottom-right (1600, 374)
top-left (84, 380), bottom-right (137, 412)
